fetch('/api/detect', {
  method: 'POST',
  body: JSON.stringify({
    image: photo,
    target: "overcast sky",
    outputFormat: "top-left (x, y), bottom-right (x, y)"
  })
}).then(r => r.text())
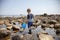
top-left (0, 0), bottom-right (60, 15)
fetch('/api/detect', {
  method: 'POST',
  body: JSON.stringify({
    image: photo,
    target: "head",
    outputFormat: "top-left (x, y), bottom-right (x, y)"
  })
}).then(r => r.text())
top-left (27, 8), bottom-right (31, 14)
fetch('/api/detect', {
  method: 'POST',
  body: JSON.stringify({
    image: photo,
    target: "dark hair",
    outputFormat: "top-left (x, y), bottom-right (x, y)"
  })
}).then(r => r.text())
top-left (27, 8), bottom-right (31, 12)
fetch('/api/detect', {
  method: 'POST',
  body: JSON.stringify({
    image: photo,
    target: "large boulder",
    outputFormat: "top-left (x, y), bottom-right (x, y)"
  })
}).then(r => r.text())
top-left (41, 17), bottom-right (50, 24)
top-left (4, 20), bottom-right (10, 25)
top-left (42, 20), bottom-right (47, 24)
top-left (41, 24), bottom-right (48, 29)
top-left (54, 24), bottom-right (60, 29)
top-left (7, 26), bottom-right (12, 30)
top-left (6, 24), bottom-right (12, 30)
top-left (11, 34), bottom-right (24, 40)
top-left (49, 24), bottom-right (54, 28)
top-left (17, 19), bottom-right (23, 23)
top-left (33, 19), bottom-right (41, 27)
top-left (0, 28), bottom-right (11, 40)
top-left (48, 20), bottom-right (57, 24)
top-left (56, 29), bottom-right (60, 35)
top-left (11, 20), bottom-right (17, 25)
top-left (38, 31), bottom-right (55, 40)
top-left (6, 24), bottom-right (12, 27)
top-left (12, 25), bottom-right (20, 33)
top-left (23, 34), bottom-right (33, 40)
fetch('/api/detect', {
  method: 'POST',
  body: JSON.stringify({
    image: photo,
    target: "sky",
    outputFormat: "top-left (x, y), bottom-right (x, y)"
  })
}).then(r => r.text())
top-left (0, 0), bottom-right (60, 15)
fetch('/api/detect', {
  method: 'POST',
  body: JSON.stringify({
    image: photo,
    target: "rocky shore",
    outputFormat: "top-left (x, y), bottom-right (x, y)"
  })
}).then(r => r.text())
top-left (0, 14), bottom-right (60, 40)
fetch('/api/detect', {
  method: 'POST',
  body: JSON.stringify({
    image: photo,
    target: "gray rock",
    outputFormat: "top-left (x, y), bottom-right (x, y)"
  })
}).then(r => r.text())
top-left (48, 20), bottom-right (57, 24)
top-left (0, 28), bottom-right (11, 39)
top-left (11, 34), bottom-right (24, 40)
top-left (54, 24), bottom-right (60, 29)
top-left (56, 29), bottom-right (60, 35)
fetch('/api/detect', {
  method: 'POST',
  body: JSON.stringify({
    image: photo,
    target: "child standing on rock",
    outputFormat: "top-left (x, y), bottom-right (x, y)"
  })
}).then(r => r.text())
top-left (27, 8), bottom-right (34, 34)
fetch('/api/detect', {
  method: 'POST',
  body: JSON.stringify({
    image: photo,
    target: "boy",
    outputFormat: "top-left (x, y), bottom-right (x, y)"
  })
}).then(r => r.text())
top-left (27, 8), bottom-right (34, 34)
